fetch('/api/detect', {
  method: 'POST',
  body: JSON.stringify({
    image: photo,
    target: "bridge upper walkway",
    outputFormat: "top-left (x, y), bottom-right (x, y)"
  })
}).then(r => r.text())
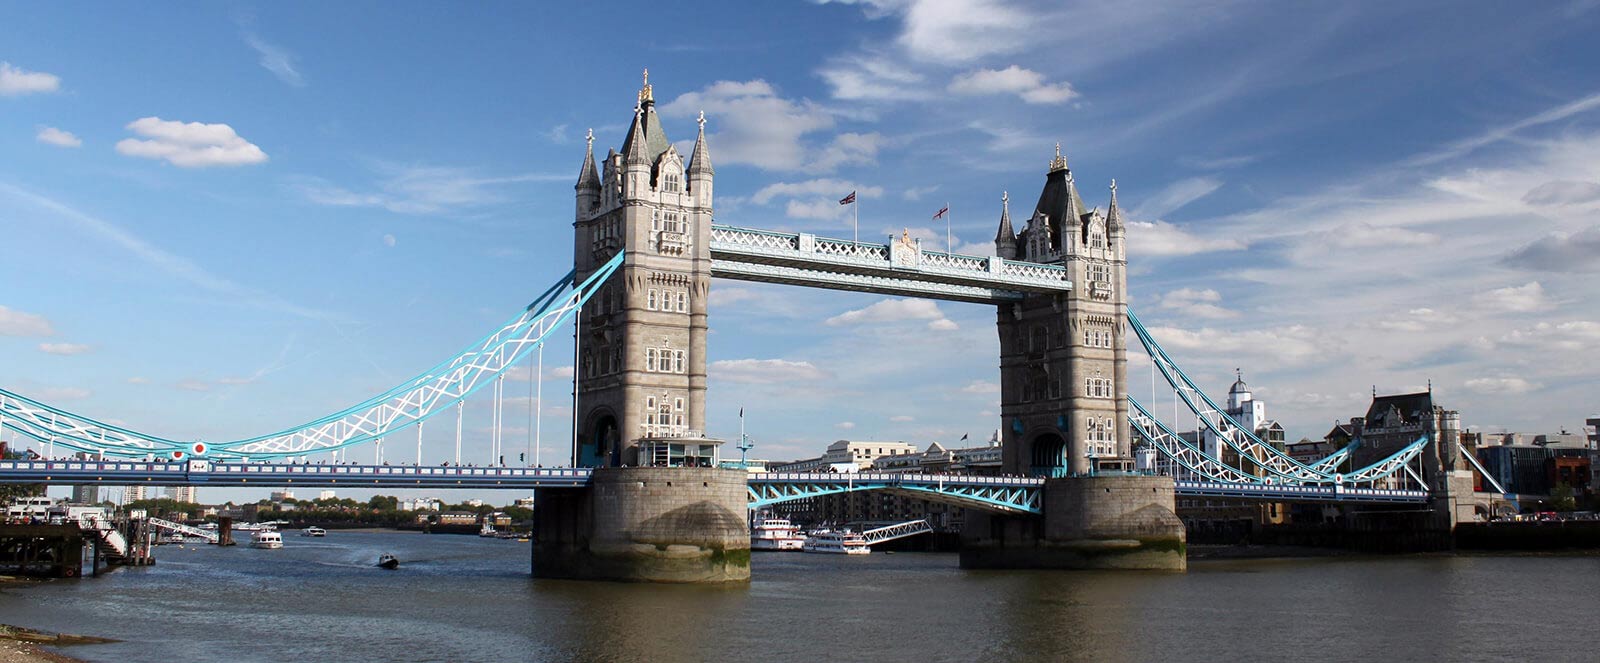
top-left (0, 460), bottom-right (1429, 511)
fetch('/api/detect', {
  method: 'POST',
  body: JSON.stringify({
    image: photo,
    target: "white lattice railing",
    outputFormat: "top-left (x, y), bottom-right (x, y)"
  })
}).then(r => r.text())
top-left (920, 252), bottom-right (989, 271)
top-left (813, 237), bottom-right (889, 260)
top-left (710, 226), bottom-right (797, 251)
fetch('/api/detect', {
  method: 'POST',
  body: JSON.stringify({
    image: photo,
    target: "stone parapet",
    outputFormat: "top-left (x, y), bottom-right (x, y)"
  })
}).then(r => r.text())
top-left (533, 467), bottom-right (750, 583)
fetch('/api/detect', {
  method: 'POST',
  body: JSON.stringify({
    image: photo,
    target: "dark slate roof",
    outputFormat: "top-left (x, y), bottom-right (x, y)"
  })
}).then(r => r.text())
top-left (1363, 392), bottom-right (1434, 428)
top-left (1033, 168), bottom-right (1087, 251)
top-left (619, 100), bottom-right (673, 167)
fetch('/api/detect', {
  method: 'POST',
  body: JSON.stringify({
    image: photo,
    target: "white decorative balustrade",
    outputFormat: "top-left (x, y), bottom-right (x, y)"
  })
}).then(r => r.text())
top-left (709, 224), bottom-right (1071, 303)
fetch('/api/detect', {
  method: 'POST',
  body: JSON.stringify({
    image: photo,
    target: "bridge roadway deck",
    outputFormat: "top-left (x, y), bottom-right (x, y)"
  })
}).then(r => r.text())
top-left (0, 461), bottom-right (1430, 506)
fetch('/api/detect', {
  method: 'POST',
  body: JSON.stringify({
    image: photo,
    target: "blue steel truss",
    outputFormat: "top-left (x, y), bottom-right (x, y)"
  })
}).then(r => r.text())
top-left (0, 253), bottom-right (626, 460)
top-left (746, 472), bottom-right (1044, 514)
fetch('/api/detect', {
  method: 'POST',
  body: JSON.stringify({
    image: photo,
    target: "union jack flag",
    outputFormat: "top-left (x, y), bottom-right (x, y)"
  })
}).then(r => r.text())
top-left (932, 206), bottom-right (949, 220)
top-left (839, 191), bottom-right (856, 205)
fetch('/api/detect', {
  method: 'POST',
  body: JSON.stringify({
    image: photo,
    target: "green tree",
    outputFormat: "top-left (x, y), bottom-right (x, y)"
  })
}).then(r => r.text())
top-left (1549, 483), bottom-right (1577, 512)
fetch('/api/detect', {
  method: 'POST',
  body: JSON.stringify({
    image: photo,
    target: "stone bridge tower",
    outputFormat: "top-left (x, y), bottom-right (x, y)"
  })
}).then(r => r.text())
top-left (992, 146), bottom-right (1130, 477)
top-left (571, 71), bottom-right (715, 468)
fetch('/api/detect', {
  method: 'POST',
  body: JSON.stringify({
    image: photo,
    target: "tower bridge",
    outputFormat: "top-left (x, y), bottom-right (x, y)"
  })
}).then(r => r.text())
top-left (1, 75), bottom-right (1490, 582)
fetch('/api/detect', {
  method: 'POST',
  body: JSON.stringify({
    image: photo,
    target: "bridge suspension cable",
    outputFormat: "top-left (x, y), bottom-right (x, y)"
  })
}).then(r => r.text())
top-left (1126, 308), bottom-right (1431, 488)
top-left (0, 252), bottom-right (626, 460)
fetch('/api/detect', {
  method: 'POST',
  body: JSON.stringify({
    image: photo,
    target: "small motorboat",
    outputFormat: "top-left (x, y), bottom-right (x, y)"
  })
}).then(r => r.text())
top-left (377, 554), bottom-right (400, 570)
top-left (300, 526), bottom-right (326, 537)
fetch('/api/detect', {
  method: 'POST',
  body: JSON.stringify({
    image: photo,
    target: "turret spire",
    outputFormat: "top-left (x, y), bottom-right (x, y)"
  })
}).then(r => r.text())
top-left (1106, 178), bottom-right (1123, 232)
top-left (994, 190), bottom-right (1017, 258)
top-left (624, 103), bottom-right (650, 167)
top-left (576, 128), bottom-right (599, 191)
top-left (689, 110), bottom-right (714, 177)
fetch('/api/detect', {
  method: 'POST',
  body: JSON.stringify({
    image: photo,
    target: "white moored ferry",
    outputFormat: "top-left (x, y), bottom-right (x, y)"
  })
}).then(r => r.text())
top-left (751, 518), bottom-right (806, 551)
top-left (802, 530), bottom-right (870, 555)
top-left (251, 531), bottom-right (284, 549)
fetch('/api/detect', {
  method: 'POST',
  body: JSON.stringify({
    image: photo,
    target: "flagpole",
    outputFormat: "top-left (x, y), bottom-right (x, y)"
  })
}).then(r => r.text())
top-left (854, 188), bottom-right (860, 244)
top-left (946, 201), bottom-right (952, 255)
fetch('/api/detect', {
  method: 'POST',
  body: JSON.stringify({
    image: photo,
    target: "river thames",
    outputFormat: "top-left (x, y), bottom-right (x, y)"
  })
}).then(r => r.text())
top-left (1, 531), bottom-right (1596, 662)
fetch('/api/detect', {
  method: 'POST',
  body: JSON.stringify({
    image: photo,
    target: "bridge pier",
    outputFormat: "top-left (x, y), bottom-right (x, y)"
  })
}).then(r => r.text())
top-left (960, 475), bottom-right (1186, 571)
top-left (532, 467), bottom-right (750, 583)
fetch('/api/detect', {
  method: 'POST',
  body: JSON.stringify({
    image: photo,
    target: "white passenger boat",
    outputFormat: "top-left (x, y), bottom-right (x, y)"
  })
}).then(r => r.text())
top-left (300, 526), bottom-right (326, 537)
top-left (479, 524), bottom-right (497, 538)
top-left (251, 531), bottom-right (284, 549)
top-left (802, 530), bottom-right (870, 555)
top-left (751, 518), bottom-right (806, 551)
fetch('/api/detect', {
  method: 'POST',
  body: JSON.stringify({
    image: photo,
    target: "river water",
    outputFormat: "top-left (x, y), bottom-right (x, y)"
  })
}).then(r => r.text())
top-left (0, 531), bottom-right (1595, 662)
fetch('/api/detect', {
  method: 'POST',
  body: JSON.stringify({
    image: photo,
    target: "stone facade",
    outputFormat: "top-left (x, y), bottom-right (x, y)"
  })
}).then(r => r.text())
top-left (994, 148), bottom-right (1129, 476)
top-left (533, 467), bottom-right (749, 582)
top-left (571, 73), bottom-right (714, 467)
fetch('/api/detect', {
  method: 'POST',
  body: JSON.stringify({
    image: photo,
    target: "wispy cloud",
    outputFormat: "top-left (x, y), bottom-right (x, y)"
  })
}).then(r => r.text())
top-left (243, 33), bottom-right (305, 87)
top-left (0, 305), bottom-right (55, 337)
top-left (36, 126), bottom-right (82, 148)
top-left (38, 342), bottom-right (92, 356)
top-left (296, 164), bottom-right (567, 215)
top-left (0, 183), bottom-right (339, 321)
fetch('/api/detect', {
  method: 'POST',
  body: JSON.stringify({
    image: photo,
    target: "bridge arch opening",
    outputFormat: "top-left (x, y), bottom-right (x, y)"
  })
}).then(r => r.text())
top-left (1029, 432), bottom-right (1067, 478)
top-left (580, 412), bottom-right (620, 468)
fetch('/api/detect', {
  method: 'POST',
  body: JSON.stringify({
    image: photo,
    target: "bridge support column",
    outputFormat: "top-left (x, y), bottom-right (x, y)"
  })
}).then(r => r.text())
top-left (532, 467), bottom-right (749, 583)
top-left (960, 475), bottom-right (1185, 571)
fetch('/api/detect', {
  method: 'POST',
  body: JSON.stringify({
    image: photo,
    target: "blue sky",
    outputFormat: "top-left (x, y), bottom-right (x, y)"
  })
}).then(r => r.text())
top-left (5, 1), bottom-right (1600, 502)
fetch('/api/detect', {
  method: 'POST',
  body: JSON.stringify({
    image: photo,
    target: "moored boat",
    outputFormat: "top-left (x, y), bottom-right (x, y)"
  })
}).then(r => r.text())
top-left (802, 529), bottom-right (870, 555)
top-left (751, 518), bottom-right (806, 551)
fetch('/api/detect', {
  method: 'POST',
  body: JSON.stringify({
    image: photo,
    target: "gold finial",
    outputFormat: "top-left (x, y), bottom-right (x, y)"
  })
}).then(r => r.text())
top-left (639, 68), bottom-right (653, 104)
top-left (1048, 141), bottom-right (1068, 172)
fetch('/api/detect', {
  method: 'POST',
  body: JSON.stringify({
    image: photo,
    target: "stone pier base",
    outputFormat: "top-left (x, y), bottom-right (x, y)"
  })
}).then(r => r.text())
top-left (533, 467), bottom-right (750, 583)
top-left (961, 475), bottom-right (1186, 572)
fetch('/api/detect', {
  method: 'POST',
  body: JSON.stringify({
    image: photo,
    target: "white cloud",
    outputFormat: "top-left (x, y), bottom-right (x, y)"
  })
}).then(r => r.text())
top-left (243, 33), bottom-right (304, 86)
top-left (660, 80), bottom-right (845, 172)
top-left (175, 379), bottom-right (211, 392)
top-left (1317, 222), bottom-right (1440, 249)
top-left (948, 65), bottom-right (1077, 105)
top-left (1521, 180), bottom-right (1600, 206)
top-left (835, 421), bottom-right (856, 430)
top-left (296, 164), bottom-right (564, 215)
top-left (1497, 320), bottom-right (1600, 352)
top-left (961, 380), bottom-right (1000, 394)
top-left (809, 132), bottom-right (885, 171)
top-left (115, 117), bottom-right (268, 168)
top-left (1463, 377), bottom-right (1539, 394)
top-left (825, 298), bottom-right (949, 326)
top-left (1472, 281), bottom-right (1553, 313)
top-left (1145, 324), bottom-right (1336, 365)
top-left (549, 365), bottom-right (576, 379)
top-left (889, 415), bottom-right (915, 423)
top-left (1376, 308), bottom-right (1457, 333)
top-left (0, 62), bottom-right (60, 95)
top-left (382, 233), bottom-right (397, 248)
top-left (1126, 220), bottom-right (1246, 257)
top-left (0, 305), bottom-right (55, 337)
top-left (1505, 225), bottom-right (1600, 272)
top-left (818, 54), bottom-right (930, 102)
top-left (927, 318), bottom-right (959, 331)
top-left (36, 126), bottom-right (81, 148)
top-left (751, 179), bottom-right (884, 222)
top-left (711, 358), bottom-right (829, 384)
top-left (902, 185), bottom-right (939, 201)
top-left (1157, 288), bottom-right (1237, 320)
top-left (126, 377), bottom-right (151, 385)
top-left (38, 342), bottom-right (91, 356)
top-left (894, 0), bottom-right (1029, 64)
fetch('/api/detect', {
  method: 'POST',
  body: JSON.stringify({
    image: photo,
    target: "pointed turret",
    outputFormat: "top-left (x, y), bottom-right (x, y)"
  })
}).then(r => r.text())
top-left (688, 111), bottom-right (714, 177)
top-left (1106, 179), bottom-right (1123, 233)
top-left (624, 104), bottom-right (650, 168)
top-left (577, 128), bottom-right (600, 191)
top-left (575, 129), bottom-right (601, 219)
top-left (994, 191), bottom-right (1017, 259)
